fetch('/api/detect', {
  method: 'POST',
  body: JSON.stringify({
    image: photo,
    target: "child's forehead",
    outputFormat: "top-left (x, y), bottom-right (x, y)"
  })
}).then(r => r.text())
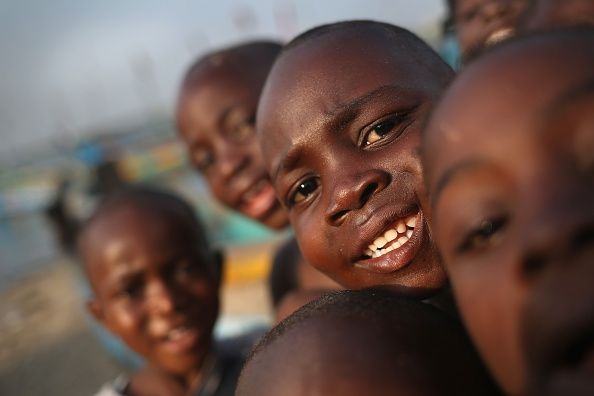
top-left (428, 36), bottom-right (594, 148)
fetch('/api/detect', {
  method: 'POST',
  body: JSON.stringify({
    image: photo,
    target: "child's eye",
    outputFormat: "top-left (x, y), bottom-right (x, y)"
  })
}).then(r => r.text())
top-left (231, 122), bottom-right (255, 143)
top-left (457, 216), bottom-right (508, 254)
top-left (192, 148), bottom-right (215, 171)
top-left (118, 279), bottom-right (144, 299)
top-left (172, 259), bottom-right (201, 281)
top-left (361, 114), bottom-right (409, 147)
top-left (229, 114), bottom-right (256, 143)
top-left (288, 177), bottom-right (320, 207)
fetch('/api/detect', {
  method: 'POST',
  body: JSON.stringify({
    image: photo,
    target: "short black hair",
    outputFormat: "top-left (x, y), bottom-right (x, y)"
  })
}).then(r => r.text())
top-left (78, 185), bottom-right (212, 259)
top-left (283, 20), bottom-right (436, 58)
top-left (248, 289), bottom-right (457, 362)
top-left (241, 289), bottom-right (500, 395)
top-left (268, 237), bottom-right (301, 307)
top-left (182, 40), bottom-right (282, 88)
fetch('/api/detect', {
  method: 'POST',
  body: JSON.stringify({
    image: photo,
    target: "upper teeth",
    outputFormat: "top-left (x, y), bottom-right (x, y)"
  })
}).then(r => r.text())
top-left (167, 326), bottom-right (189, 341)
top-left (365, 214), bottom-right (417, 259)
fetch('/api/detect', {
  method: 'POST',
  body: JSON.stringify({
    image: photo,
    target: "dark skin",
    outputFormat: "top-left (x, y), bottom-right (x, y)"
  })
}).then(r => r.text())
top-left (522, 0), bottom-right (594, 30)
top-left (257, 24), bottom-right (452, 295)
top-left (423, 33), bottom-right (594, 395)
top-left (81, 204), bottom-right (221, 395)
top-left (177, 55), bottom-right (288, 230)
top-left (238, 307), bottom-right (500, 396)
top-left (453, 0), bottom-right (528, 61)
top-left (522, 87), bottom-right (594, 396)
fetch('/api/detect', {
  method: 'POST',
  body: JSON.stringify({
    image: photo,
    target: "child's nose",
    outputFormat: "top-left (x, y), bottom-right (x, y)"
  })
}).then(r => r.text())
top-left (216, 146), bottom-right (250, 182)
top-left (519, 213), bottom-right (594, 283)
top-left (325, 170), bottom-right (389, 226)
top-left (481, 0), bottom-right (509, 22)
top-left (146, 280), bottom-right (179, 315)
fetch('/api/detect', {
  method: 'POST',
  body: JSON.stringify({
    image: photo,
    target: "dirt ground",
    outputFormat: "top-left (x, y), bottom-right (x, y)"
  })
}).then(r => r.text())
top-left (0, 244), bottom-right (274, 396)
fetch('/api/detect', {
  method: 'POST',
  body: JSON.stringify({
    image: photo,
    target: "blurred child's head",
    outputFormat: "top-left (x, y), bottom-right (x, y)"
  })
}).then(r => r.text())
top-left (237, 289), bottom-right (500, 396)
top-left (522, 0), bottom-right (594, 31)
top-left (422, 28), bottom-right (594, 394)
top-left (79, 187), bottom-right (222, 378)
top-left (269, 237), bottom-right (340, 321)
top-left (176, 41), bottom-right (288, 229)
top-left (257, 21), bottom-right (453, 295)
top-left (450, 0), bottom-right (528, 61)
top-left (520, 80), bottom-right (594, 396)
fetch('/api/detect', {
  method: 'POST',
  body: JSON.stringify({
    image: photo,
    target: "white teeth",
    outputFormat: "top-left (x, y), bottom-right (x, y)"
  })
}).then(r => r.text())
top-left (406, 216), bottom-right (417, 228)
top-left (365, 214), bottom-right (419, 259)
top-left (168, 327), bottom-right (188, 340)
top-left (374, 236), bottom-right (388, 249)
top-left (385, 229), bottom-right (398, 242)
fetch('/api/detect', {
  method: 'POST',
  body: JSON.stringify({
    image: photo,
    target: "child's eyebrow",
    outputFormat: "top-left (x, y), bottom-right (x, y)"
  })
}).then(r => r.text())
top-left (272, 145), bottom-right (304, 183)
top-left (217, 104), bottom-right (242, 128)
top-left (431, 159), bottom-right (487, 207)
top-left (326, 85), bottom-right (408, 131)
top-left (271, 85), bottom-right (409, 183)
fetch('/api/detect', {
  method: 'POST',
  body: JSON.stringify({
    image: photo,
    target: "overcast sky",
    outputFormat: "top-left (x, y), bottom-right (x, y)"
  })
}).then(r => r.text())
top-left (0, 0), bottom-right (445, 158)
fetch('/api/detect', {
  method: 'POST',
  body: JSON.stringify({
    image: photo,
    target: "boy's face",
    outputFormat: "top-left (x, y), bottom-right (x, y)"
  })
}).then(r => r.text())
top-left (524, 0), bottom-right (594, 30)
top-left (84, 207), bottom-right (220, 376)
top-left (522, 89), bottom-right (594, 396)
top-left (177, 64), bottom-right (288, 229)
top-left (454, 0), bottom-right (528, 59)
top-left (257, 27), bottom-right (450, 294)
top-left (424, 39), bottom-right (594, 394)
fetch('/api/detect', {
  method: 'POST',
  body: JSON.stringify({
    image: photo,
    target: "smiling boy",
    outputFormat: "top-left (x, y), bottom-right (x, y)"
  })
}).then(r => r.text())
top-left (80, 188), bottom-right (242, 396)
top-left (422, 28), bottom-right (594, 395)
top-left (176, 41), bottom-right (288, 230)
top-left (449, 0), bottom-right (528, 62)
top-left (256, 21), bottom-right (453, 296)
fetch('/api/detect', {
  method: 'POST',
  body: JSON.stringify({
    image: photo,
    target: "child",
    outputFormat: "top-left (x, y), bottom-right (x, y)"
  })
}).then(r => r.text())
top-left (422, 28), bottom-right (594, 395)
top-left (175, 40), bottom-right (338, 317)
top-left (236, 289), bottom-right (501, 396)
top-left (521, 0), bottom-right (594, 30)
top-left (448, 0), bottom-right (528, 62)
top-left (256, 21), bottom-right (453, 296)
top-left (522, 80), bottom-right (594, 396)
top-left (269, 237), bottom-right (341, 322)
top-left (176, 41), bottom-right (287, 230)
top-left (79, 187), bottom-right (243, 395)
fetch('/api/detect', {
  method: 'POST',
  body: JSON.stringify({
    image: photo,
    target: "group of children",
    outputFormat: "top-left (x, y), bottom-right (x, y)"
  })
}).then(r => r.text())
top-left (79, 0), bottom-right (594, 395)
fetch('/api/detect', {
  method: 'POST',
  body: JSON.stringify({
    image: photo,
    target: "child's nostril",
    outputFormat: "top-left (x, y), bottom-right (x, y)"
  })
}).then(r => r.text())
top-left (523, 253), bottom-right (547, 280)
top-left (331, 210), bottom-right (349, 224)
top-left (573, 224), bottom-right (594, 251)
top-left (360, 183), bottom-right (378, 205)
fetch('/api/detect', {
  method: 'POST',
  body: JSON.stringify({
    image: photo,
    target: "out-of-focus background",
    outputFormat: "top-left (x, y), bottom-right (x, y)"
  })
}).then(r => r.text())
top-left (0, 1), bottom-right (448, 394)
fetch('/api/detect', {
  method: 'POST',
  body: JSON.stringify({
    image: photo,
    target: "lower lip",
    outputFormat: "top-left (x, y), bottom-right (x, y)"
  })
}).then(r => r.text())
top-left (354, 211), bottom-right (424, 274)
top-left (162, 327), bottom-right (200, 353)
top-left (241, 182), bottom-right (279, 219)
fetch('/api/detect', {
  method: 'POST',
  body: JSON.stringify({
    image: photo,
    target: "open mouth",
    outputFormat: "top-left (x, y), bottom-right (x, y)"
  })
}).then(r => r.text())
top-left (239, 178), bottom-right (279, 219)
top-left (355, 210), bottom-right (424, 274)
top-left (485, 28), bottom-right (515, 47)
top-left (160, 324), bottom-right (200, 353)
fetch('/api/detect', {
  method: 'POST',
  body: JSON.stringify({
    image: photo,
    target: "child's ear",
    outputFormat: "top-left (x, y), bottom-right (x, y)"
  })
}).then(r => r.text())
top-left (212, 249), bottom-right (224, 288)
top-left (86, 298), bottom-right (106, 324)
